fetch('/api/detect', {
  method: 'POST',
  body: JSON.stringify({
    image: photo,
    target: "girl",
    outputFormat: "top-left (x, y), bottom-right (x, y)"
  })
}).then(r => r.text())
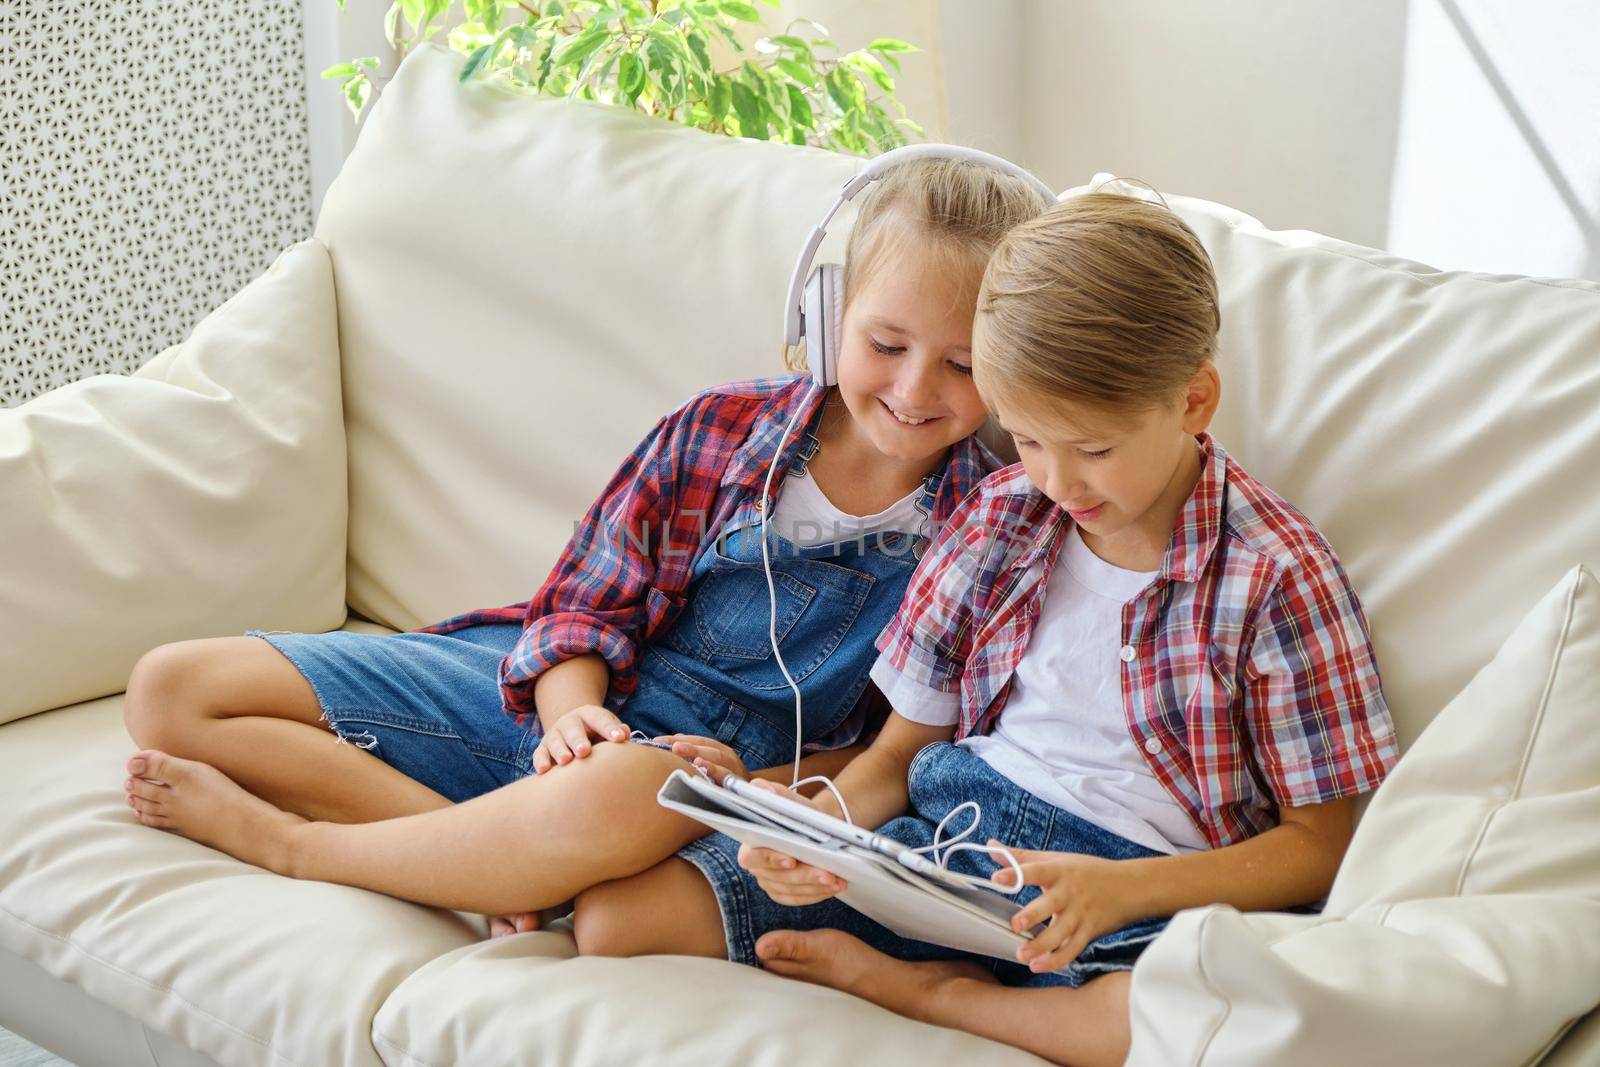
top-left (570, 190), bottom-right (1400, 1067)
top-left (118, 156), bottom-right (1052, 933)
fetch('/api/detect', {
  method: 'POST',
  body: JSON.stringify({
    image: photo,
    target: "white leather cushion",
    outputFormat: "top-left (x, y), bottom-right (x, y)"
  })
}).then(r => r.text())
top-left (1125, 566), bottom-right (1600, 1066)
top-left (312, 44), bottom-right (857, 632)
top-left (0, 621), bottom-right (497, 1067)
top-left (1063, 177), bottom-right (1600, 764)
top-left (0, 238), bottom-right (347, 726)
top-left (372, 942), bottom-right (1046, 1067)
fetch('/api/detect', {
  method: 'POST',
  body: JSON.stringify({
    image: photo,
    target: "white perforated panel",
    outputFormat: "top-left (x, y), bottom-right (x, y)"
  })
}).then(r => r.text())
top-left (0, 0), bottom-right (314, 407)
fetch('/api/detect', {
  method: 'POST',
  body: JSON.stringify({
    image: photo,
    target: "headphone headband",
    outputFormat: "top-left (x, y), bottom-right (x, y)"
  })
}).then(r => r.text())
top-left (783, 144), bottom-right (1056, 348)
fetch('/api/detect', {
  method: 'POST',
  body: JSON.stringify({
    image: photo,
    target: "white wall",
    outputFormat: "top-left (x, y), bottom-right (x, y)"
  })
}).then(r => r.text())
top-left (1384, 1), bottom-right (1600, 281)
top-left (303, 0), bottom-right (396, 223)
top-left (1014, 1), bottom-right (1409, 250)
top-left (1004, 0), bottom-right (1600, 280)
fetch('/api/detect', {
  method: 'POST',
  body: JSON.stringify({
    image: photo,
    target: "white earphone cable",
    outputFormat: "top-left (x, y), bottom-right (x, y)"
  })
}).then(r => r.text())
top-left (760, 394), bottom-right (813, 789)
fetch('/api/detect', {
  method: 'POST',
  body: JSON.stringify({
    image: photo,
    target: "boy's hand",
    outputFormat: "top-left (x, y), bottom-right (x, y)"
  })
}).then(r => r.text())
top-left (737, 780), bottom-right (848, 905)
top-left (654, 733), bottom-right (748, 783)
top-left (988, 839), bottom-right (1136, 973)
top-left (532, 705), bottom-right (630, 773)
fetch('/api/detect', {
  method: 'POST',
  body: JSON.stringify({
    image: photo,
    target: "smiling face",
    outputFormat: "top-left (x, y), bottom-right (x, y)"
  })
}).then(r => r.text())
top-left (832, 238), bottom-right (991, 469)
top-left (992, 363), bottom-right (1221, 563)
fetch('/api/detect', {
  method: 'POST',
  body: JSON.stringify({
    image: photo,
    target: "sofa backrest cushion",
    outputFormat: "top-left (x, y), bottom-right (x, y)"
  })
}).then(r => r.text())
top-left (0, 238), bottom-right (346, 725)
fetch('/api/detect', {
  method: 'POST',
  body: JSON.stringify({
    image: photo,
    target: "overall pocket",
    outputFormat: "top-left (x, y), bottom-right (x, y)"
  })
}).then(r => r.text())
top-left (677, 542), bottom-right (876, 690)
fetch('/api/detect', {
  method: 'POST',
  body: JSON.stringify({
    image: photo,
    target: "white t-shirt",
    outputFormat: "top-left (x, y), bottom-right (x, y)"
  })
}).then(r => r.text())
top-left (764, 468), bottom-right (929, 548)
top-left (876, 525), bottom-right (1209, 855)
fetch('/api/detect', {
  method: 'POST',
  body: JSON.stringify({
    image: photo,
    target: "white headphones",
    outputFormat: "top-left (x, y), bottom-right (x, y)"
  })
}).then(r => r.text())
top-left (783, 144), bottom-right (1058, 388)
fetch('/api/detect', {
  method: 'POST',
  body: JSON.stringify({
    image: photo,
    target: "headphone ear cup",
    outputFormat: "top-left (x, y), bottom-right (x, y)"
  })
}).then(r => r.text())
top-left (804, 263), bottom-right (845, 388)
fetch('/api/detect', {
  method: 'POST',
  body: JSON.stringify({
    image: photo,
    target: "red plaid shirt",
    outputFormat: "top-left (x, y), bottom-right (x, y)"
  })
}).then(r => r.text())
top-left (872, 433), bottom-right (1398, 849)
top-left (415, 376), bottom-right (1000, 733)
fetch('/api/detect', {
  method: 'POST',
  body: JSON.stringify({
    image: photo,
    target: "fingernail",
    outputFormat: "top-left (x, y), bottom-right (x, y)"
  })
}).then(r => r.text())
top-left (130, 758), bottom-right (145, 774)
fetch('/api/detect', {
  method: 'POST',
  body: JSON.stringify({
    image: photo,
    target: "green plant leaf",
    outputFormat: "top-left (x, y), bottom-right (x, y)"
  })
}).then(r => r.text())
top-left (321, 63), bottom-right (359, 79)
top-left (865, 38), bottom-right (917, 53)
top-left (459, 43), bottom-right (494, 81)
top-left (850, 53), bottom-right (894, 94)
top-left (719, 1), bottom-right (762, 24)
top-left (685, 30), bottom-right (713, 75)
top-left (646, 36), bottom-right (682, 108)
top-left (785, 82), bottom-right (813, 128)
top-left (342, 76), bottom-right (371, 116)
top-left (825, 67), bottom-right (862, 113)
top-left (730, 79), bottom-right (765, 139)
top-left (708, 74), bottom-right (732, 124)
top-left (618, 50), bottom-right (646, 99)
top-left (555, 23), bottom-right (609, 68)
top-left (774, 57), bottom-right (815, 87)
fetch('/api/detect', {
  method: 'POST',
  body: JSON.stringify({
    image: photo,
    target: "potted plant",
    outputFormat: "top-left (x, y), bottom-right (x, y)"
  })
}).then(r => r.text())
top-left (323, 0), bottom-right (924, 154)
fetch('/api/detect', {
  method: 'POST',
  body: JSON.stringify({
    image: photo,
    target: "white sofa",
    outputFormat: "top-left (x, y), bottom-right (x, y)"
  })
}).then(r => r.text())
top-left (3, 43), bottom-right (1598, 1066)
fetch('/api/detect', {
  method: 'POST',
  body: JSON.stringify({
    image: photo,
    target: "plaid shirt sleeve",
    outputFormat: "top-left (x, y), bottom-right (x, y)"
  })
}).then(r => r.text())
top-left (1241, 547), bottom-right (1400, 807)
top-left (867, 494), bottom-right (992, 726)
top-left (507, 399), bottom-right (709, 714)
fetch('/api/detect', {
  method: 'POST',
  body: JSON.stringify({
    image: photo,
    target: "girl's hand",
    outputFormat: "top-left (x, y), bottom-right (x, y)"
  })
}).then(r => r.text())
top-left (737, 781), bottom-right (847, 905)
top-left (655, 733), bottom-right (748, 783)
top-left (532, 705), bottom-right (630, 773)
top-left (988, 839), bottom-right (1136, 974)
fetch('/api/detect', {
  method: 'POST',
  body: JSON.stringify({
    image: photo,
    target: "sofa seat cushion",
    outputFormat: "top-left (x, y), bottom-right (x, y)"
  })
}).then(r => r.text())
top-left (0, 620), bottom-right (519, 1067)
top-left (370, 941), bottom-right (1048, 1067)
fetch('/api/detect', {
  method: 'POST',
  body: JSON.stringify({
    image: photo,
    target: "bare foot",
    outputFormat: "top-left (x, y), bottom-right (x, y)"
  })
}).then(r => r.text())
top-left (124, 750), bottom-right (303, 874)
top-left (489, 912), bottom-right (541, 938)
top-left (487, 900), bottom-right (577, 939)
top-left (754, 929), bottom-right (996, 1023)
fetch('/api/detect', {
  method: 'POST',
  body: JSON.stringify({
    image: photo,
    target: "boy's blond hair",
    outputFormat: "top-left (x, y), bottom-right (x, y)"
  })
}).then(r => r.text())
top-left (973, 190), bottom-right (1221, 426)
top-left (784, 158), bottom-right (1052, 375)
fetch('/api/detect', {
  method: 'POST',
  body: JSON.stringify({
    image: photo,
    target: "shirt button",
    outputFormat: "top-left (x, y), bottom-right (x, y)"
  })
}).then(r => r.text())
top-left (1144, 737), bottom-right (1162, 755)
top-left (1119, 644), bottom-right (1136, 662)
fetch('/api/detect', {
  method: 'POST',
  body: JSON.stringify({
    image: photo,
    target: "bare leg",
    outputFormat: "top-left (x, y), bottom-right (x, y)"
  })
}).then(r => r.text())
top-left (122, 637), bottom-right (452, 823)
top-left (125, 740), bottom-right (717, 916)
top-left (572, 857), bottom-right (729, 959)
top-left (123, 637), bottom-right (546, 936)
top-left (756, 929), bottom-right (1133, 1067)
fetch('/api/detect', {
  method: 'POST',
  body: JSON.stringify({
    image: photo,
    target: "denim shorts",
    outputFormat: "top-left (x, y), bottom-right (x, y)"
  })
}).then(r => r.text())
top-left (245, 623), bottom-right (539, 803)
top-left (677, 741), bottom-right (1174, 988)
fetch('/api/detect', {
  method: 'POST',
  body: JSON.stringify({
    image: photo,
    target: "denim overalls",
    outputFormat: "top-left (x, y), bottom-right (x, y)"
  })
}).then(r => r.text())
top-left (618, 438), bottom-right (940, 772)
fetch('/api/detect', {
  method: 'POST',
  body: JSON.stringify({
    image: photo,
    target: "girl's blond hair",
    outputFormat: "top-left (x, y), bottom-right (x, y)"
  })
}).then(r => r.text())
top-left (783, 158), bottom-right (1053, 374)
top-left (972, 189), bottom-right (1221, 425)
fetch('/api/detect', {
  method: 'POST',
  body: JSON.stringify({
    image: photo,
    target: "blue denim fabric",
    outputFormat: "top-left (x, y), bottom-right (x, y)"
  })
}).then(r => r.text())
top-left (245, 623), bottom-right (535, 803)
top-left (244, 470), bottom-right (935, 801)
top-left (677, 741), bottom-right (1174, 988)
top-left (621, 483), bottom-right (930, 773)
